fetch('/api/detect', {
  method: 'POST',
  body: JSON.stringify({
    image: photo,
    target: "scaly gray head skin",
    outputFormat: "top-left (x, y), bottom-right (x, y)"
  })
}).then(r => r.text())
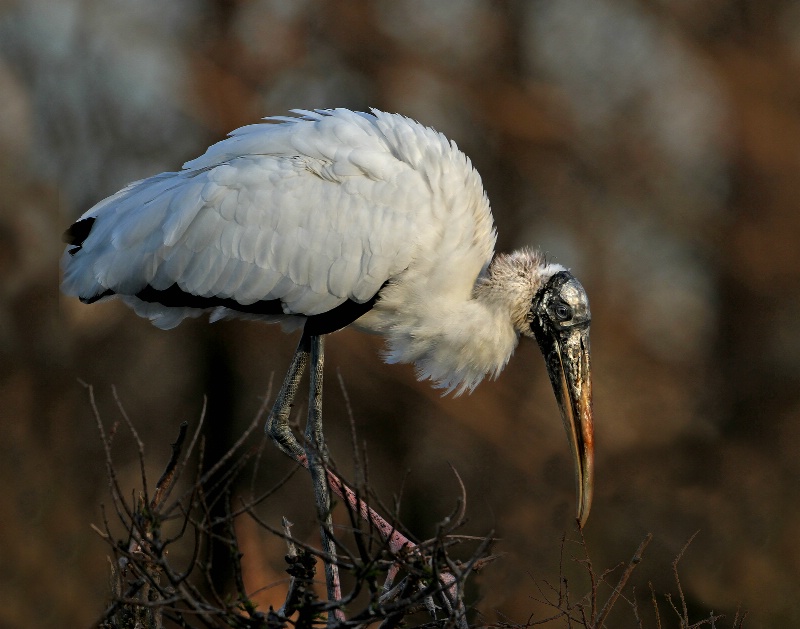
top-left (527, 270), bottom-right (594, 527)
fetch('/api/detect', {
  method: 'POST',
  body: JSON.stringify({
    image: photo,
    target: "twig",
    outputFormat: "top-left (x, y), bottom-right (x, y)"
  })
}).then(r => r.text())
top-left (150, 421), bottom-right (188, 511)
top-left (594, 533), bottom-right (652, 627)
top-left (651, 581), bottom-right (662, 629)
top-left (112, 385), bottom-right (150, 508)
top-left (672, 530), bottom-right (701, 627)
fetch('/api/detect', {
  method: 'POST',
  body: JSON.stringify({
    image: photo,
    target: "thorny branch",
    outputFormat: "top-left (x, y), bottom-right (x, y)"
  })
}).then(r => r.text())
top-left (491, 530), bottom-right (747, 629)
top-left (84, 382), bottom-right (747, 629)
top-left (87, 384), bottom-right (496, 628)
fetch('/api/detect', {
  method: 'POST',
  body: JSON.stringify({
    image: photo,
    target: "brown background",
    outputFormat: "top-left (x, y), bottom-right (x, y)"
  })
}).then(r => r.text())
top-left (1, 0), bottom-right (799, 626)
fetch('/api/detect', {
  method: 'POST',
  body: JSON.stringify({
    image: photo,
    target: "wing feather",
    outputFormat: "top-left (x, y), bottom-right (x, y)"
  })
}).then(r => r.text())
top-left (210, 256), bottom-right (251, 298)
top-left (153, 245), bottom-right (193, 289)
top-left (180, 245), bottom-right (221, 295)
top-left (61, 109), bottom-right (492, 333)
top-left (236, 262), bottom-right (282, 304)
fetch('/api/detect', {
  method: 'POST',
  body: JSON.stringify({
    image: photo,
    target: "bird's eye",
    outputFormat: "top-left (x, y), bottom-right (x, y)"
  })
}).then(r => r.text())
top-left (553, 302), bottom-right (572, 321)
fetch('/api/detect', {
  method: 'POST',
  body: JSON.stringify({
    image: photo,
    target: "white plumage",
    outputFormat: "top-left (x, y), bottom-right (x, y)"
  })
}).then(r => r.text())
top-left (63, 108), bottom-right (546, 392)
top-left (61, 107), bottom-right (595, 534)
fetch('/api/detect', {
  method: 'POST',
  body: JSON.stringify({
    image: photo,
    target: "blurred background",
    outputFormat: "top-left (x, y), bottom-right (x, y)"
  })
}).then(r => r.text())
top-left (1, 0), bottom-right (799, 626)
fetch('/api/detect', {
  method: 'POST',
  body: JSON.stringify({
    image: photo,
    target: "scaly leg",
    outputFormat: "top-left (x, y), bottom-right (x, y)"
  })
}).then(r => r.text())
top-left (304, 336), bottom-right (345, 623)
top-left (266, 336), bottom-right (309, 460)
top-left (265, 335), bottom-right (462, 626)
top-left (266, 335), bottom-right (341, 622)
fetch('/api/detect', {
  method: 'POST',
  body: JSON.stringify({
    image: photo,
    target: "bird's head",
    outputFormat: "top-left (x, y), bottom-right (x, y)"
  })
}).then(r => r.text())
top-left (482, 250), bottom-right (594, 527)
top-left (526, 267), bottom-right (593, 528)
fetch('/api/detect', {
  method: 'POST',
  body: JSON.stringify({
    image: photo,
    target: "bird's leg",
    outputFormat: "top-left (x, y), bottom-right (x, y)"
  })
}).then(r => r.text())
top-left (304, 335), bottom-right (344, 623)
top-left (266, 335), bottom-right (343, 620)
top-left (265, 335), bottom-right (461, 625)
top-left (265, 336), bottom-right (309, 459)
top-left (265, 335), bottom-right (412, 557)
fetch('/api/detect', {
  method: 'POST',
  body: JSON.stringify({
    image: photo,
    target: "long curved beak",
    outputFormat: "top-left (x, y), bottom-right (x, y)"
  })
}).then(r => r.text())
top-left (542, 325), bottom-right (594, 528)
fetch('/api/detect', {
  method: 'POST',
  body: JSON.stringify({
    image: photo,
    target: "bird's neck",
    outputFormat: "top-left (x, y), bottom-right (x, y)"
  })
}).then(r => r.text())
top-left (360, 249), bottom-right (565, 395)
top-left (366, 280), bottom-right (520, 395)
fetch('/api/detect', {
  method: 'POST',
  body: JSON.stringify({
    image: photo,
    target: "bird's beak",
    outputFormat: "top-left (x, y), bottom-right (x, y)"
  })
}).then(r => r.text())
top-left (541, 325), bottom-right (594, 528)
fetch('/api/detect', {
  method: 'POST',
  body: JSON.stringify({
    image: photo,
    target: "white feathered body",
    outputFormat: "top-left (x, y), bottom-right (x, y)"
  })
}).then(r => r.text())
top-left (62, 109), bottom-right (557, 392)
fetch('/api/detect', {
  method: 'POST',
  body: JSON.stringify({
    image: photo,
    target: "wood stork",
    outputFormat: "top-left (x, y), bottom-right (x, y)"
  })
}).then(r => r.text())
top-left (61, 108), bottom-right (594, 610)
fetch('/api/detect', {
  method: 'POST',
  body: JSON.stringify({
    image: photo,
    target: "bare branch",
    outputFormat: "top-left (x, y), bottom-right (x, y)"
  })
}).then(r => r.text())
top-left (594, 533), bottom-right (652, 627)
top-left (150, 420), bottom-right (188, 511)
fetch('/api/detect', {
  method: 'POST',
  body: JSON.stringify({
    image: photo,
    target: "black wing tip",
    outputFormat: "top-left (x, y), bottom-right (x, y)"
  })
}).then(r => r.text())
top-left (80, 288), bottom-right (115, 304)
top-left (63, 217), bottom-right (96, 255)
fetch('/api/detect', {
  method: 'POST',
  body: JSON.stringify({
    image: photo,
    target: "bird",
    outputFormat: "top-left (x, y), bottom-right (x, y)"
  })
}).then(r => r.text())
top-left (61, 108), bottom-right (594, 611)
